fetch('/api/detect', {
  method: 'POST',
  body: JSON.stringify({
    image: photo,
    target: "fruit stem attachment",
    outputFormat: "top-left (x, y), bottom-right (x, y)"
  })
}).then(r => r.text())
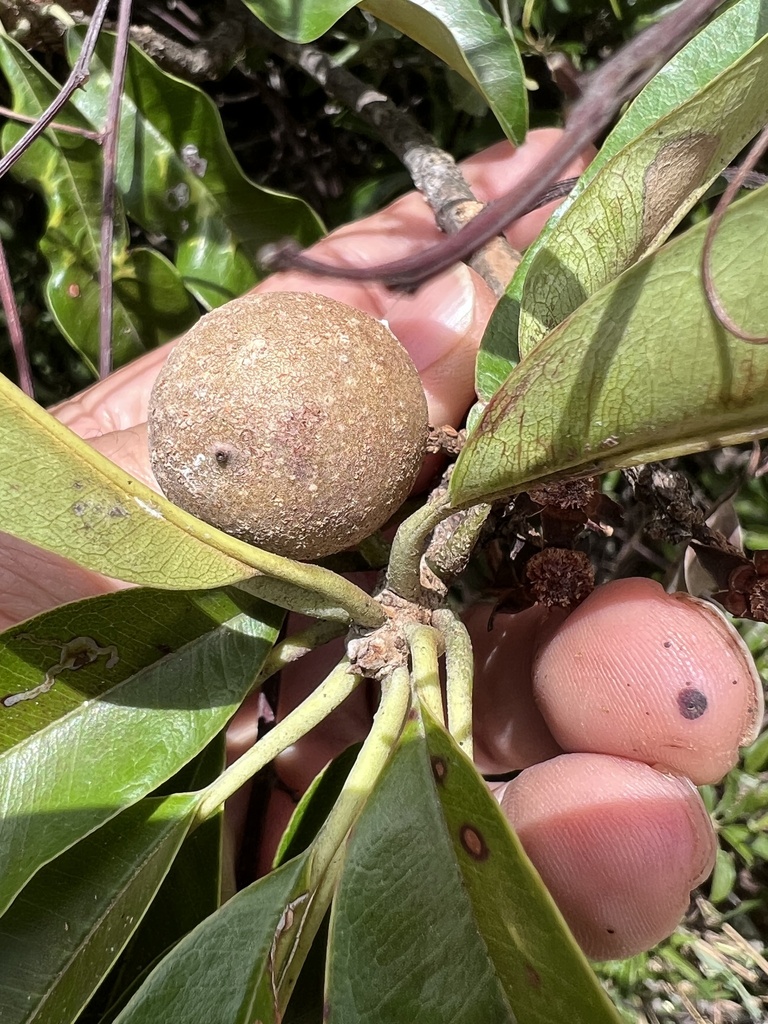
top-left (386, 492), bottom-right (453, 602)
top-left (406, 623), bottom-right (445, 725)
top-left (193, 658), bottom-right (363, 826)
top-left (433, 608), bottom-right (474, 759)
top-left (238, 571), bottom-right (385, 628)
top-left (253, 619), bottom-right (347, 689)
top-left (274, 665), bottom-right (412, 1010)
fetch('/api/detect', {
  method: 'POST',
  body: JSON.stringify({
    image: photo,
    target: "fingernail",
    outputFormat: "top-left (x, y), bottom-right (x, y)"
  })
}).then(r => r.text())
top-left (387, 264), bottom-right (476, 372)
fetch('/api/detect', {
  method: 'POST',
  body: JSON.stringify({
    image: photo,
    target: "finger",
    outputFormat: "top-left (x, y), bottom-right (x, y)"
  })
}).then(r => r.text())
top-left (0, 531), bottom-right (122, 630)
top-left (534, 578), bottom-right (764, 785)
top-left (467, 603), bottom-right (562, 774)
top-left (496, 752), bottom-right (717, 960)
top-left (51, 343), bottom-right (172, 437)
top-left (86, 423), bottom-right (158, 491)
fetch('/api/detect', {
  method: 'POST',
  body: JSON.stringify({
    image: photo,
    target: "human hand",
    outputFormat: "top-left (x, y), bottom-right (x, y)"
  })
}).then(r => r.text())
top-left (2, 128), bottom-right (755, 962)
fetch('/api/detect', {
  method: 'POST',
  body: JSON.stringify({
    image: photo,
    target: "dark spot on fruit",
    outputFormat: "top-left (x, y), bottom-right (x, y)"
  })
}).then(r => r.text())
top-left (606, 928), bottom-right (615, 934)
top-left (156, 643), bottom-right (173, 656)
top-left (407, 707), bottom-right (418, 721)
top-left (109, 505), bottom-right (128, 518)
top-left (732, 679), bottom-right (738, 685)
top-left (72, 480), bottom-right (83, 490)
top-left (525, 963), bottom-right (541, 989)
top-left (663, 640), bottom-right (672, 648)
top-left (677, 687), bottom-right (708, 720)
top-left (214, 446), bottom-right (232, 466)
top-left (431, 755), bottom-right (448, 785)
top-left (459, 824), bottom-right (489, 861)
top-left (72, 502), bottom-right (86, 516)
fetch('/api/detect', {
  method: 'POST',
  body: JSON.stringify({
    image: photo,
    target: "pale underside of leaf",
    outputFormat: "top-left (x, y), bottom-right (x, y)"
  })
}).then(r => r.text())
top-left (452, 185), bottom-right (768, 508)
top-left (475, 0), bottom-right (768, 400)
top-left (516, 31), bottom-right (768, 357)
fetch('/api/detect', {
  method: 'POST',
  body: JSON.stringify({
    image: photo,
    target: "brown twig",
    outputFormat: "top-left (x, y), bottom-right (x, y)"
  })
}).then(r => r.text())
top-left (255, 26), bottom-right (520, 297)
top-left (269, 0), bottom-right (725, 288)
top-left (0, 104), bottom-right (102, 141)
top-left (0, 232), bottom-right (33, 397)
top-left (0, 0), bottom-right (111, 183)
top-left (702, 123), bottom-right (768, 344)
top-left (98, 0), bottom-right (133, 379)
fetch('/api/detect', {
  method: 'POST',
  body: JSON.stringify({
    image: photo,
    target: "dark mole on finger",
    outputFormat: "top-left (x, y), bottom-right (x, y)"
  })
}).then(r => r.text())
top-left (677, 687), bottom-right (708, 720)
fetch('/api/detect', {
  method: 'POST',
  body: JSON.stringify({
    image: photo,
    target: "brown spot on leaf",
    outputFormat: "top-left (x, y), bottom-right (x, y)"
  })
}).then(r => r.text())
top-left (677, 687), bottom-right (708, 720)
top-left (431, 755), bottom-right (448, 785)
top-left (525, 963), bottom-right (541, 989)
top-left (641, 133), bottom-right (718, 249)
top-left (459, 824), bottom-right (489, 861)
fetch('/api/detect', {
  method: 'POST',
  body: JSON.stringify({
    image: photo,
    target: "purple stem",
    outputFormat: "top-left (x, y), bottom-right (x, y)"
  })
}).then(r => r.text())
top-left (0, 234), bottom-right (33, 397)
top-left (99, 0), bottom-right (134, 380)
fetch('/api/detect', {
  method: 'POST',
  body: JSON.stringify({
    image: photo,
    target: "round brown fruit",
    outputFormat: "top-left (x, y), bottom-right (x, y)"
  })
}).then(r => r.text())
top-left (148, 291), bottom-right (428, 560)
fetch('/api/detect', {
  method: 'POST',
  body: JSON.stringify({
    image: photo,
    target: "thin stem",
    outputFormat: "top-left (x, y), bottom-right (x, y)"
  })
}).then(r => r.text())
top-left (98, 0), bottom-right (133, 379)
top-left (406, 623), bottom-right (444, 725)
top-left (0, 0), bottom-right (111, 182)
top-left (275, 665), bottom-right (412, 1011)
top-left (309, 665), bottom-right (411, 880)
top-left (253, 618), bottom-right (347, 689)
top-left (237, 573), bottom-right (385, 628)
top-left (385, 492), bottom-right (453, 602)
top-left (0, 233), bottom-right (33, 397)
top-left (0, 106), bottom-right (102, 142)
top-left (193, 658), bottom-right (362, 825)
top-left (433, 608), bottom-right (474, 760)
top-left (701, 123), bottom-right (768, 343)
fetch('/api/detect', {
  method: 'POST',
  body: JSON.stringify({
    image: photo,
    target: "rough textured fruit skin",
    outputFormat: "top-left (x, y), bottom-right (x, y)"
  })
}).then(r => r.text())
top-left (148, 291), bottom-right (428, 560)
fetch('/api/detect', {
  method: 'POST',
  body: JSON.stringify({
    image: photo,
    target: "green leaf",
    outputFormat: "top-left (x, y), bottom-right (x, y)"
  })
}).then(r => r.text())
top-left (326, 707), bottom-right (620, 1024)
top-left (237, 0), bottom-right (357, 42)
top-left (0, 794), bottom-right (198, 1024)
top-left (476, 0), bottom-right (768, 399)
top-left (96, 738), bottom-right (227, 1022)
top-left (709, 847), bottom-right (737, 905)
top-left (451, 184), bottom-right (768, 507)
top-left (239, 0), bottom-right (526, 143)
top-left (0, 601), bottom-right (282, 917)
top-left (0, 36), bottom-right (198, 371)
top-left (516, 34), bottom-right (768, 357)
top-left (0, 377), bottom-right (385, 627)
top-left (0, 587), bottom-right (258, 752)
top-left (65, 30), bottom-right (323, 309)
top-left (112, 853), bottom-right (311, 1024)
top-left (361, 0), bottom-right (527, 144)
